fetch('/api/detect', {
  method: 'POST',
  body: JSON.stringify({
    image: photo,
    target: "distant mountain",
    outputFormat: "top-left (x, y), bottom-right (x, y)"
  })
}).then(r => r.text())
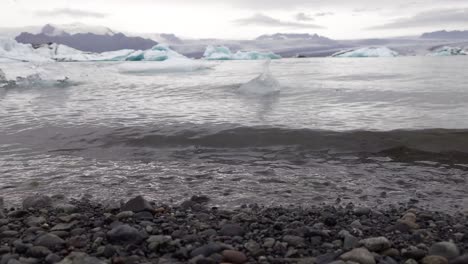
top-left (15, 24), bottom-right (157, 53)
top-left (421, 30), bottom-right (468, 40)
top-left (137, 33), bottom-right (183, 44)
top-left (256, 33), bottom-right (334, 43)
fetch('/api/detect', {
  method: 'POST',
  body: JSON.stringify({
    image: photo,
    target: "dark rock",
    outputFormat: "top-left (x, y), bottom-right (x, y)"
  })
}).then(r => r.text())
top-left (283, 235), bottom-right (305, 247)
top-left (190, 195), bottom-right (210, 204)
top-left (222, 250), bottom-right (247, 264)
top-left (1, 231), bottom-right (19, 238)
top-left (355, 207), bottom-right (371, 216)
top-left (190, 243), bottom-right (228, 258)
top-left (45, 253), bottom-right (61, 264)
top-left (244, 240), bottom-right (263, 257)
top-left (23, 195), bottom-right (52, 210)
top-left (57, 252), bottom-right (106, 264)
top-left (219, 223), bottom-right (244, 236)
top-left (134, 211), bottom-right (154, 221)
top-left (107, 224), bottom-right (143, 245)
top-left (35, 233), bottom-right (65, 250)
top-left (121, 196), bottom-right (153, 213)
top-left (26, 246), bottom-right (51, 258)
top-left (450, 255), bottom-right (468, 264)
top-left (402, 247), bottom-right (426, 260)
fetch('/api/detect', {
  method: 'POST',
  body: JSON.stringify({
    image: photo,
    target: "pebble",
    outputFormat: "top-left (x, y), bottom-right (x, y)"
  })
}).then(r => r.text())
top-left (34, 233), bottom-right (65, 250)
top-left (120, 196), bottom-right (154, 213)
top-left (428, 241), bottom-right (460, 260)
top-left (219, 223), bottom-right (244, 236)
top-left (421, 255), bottom-right (449, 264)
top-left (360, 237), bottom-right (391, 252)
top-left (58, 252), bottom-right (106, 264)
top-left (116, 211), bottom-right (134, 219)
top-left (340, 247), bottom-right (376, 264)
top-left (107, 224), bottom-right (144, 245)
top-left (222, 250), bottom-right (247, 264)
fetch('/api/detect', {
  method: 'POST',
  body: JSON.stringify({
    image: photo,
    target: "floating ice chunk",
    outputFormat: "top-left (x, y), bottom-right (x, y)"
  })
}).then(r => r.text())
top-left (123, 44), bottom-right (187, 61)
top-left (332, 47), bottom-right (399, 57)
top-left (428, 46), bottom-right (467, 56)
top-left (0, 69), bottom-right (6, 82)
top-left (238, 60), bottom-right (280, 95)
top-left (118, 59), bottom-right (213, 74)
top-left (203, 45), bottom-right (281, 60)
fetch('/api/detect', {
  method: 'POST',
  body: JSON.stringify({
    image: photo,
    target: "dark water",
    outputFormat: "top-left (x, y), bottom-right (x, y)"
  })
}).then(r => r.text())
top-left (0, 57), bottom-right (467, 212)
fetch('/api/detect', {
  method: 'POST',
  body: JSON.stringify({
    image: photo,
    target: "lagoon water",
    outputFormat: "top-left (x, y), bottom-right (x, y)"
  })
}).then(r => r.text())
top-left (0, 57), bottom-right (467, 211)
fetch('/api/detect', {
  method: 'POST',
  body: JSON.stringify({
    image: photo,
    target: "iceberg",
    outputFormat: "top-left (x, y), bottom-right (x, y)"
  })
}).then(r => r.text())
top-left (0, 38), bottom-right (192, 62)
top-left (238, 60), bottom-right (280, 95)
top-left (0, 38), bottom-right (52, 62)
top-left (203, 45), bottom-right (281, 60)
top-left (428, 46), bottom-right (467, 56)
top-left (332, 47), bottom-right (399, 57)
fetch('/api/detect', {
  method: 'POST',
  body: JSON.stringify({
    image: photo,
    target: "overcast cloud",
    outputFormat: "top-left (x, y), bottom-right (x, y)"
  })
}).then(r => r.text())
top-left (36, 8), bottom-right (108, 18)
top-left (1, 0), bottom-right (468, 39)
top-left (234, 14), bottom-right (324, 29)
top-left (370, 8), bottom-right (468, 29)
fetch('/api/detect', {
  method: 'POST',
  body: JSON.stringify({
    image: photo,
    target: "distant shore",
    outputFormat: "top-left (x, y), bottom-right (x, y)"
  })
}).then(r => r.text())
top-left (0, 194), bottom-right (467, 264)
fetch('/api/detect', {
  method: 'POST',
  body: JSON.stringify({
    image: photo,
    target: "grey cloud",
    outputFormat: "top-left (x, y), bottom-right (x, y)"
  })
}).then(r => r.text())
top-left (370, 8), bottom-right (468, 29)
top-left (234, 13), bottom-right (324, 29)
top-left (36, 8), bottom-right (108, 18)
top-left (315, 12), bottom-right (334, 17)
top-left (295, 12), bottom-right (314, 21)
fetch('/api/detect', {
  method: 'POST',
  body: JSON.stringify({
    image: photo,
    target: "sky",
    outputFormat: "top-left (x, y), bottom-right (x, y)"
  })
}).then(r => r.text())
top-left (1, 0), bottom-right (468, 39)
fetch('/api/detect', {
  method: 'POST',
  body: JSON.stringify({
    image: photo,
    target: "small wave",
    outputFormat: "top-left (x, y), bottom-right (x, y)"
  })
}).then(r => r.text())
top-left (100, 126), bottom-right (468, 154)
top-left (237, 60), bottom-right (280, 95)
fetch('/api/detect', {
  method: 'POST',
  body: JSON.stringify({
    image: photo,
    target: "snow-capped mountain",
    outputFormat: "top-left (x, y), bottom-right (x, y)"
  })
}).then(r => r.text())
top-left (421, 30), bottom-right (468, 40)
top-left (256, 33), bottom-right (334, 43)
top-left (15, 24), bottom-right (157, 53)
top-left (41, 23), bottom-right (116, 36)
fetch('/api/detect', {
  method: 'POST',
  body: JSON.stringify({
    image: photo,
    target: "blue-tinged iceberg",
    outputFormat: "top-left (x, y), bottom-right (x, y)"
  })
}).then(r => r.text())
top-left (0, 38), bottom-right (194, 63)
top-left (332, 47), bottom-right (399, 57)
top-left (203, 45), bottom-right (281, 60)
top-left (124, 44), bottom-right (187, 61)
top-left (428, 46), bottom-right (467, 56)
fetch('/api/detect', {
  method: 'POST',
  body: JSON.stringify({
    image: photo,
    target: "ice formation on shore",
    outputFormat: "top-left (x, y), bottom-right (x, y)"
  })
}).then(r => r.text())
top-left (238, 60), bottom-right (280, 95)
top-left (332, 47), bottom-right (399, 57)
top-left (428, 46), bottom-right (467, 56)
top-left (203, 45), bottom-right (281, 60)
top-left (0, 38), bottom-right (194, 62)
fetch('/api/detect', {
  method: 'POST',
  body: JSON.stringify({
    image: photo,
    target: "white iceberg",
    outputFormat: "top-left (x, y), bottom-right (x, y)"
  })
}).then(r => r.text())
top-left (0, 38), bottom-right (52, 62)
top-left (0, 38), bottom-right (194, 62)
top-left (203, 45), bottom-right (281, 60)
top-left (238, 60), bottom-right (280, 95)
top-left (428, 46), bottom-right (467, 56)
top-left (332, 47), bottom-right (399, 57)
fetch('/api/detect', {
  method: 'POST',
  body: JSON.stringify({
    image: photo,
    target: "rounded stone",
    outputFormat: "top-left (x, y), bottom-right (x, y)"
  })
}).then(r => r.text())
top-left (428, 242), bottom-right (460, 260)
top-left (34, 233), bottom-right (65, 250)
top-left (222, 250), bottom-right (247, 264)
top-left (421, 255), bottom-right (449, 264)
top-left (340, 247), bottom-right (376, 264)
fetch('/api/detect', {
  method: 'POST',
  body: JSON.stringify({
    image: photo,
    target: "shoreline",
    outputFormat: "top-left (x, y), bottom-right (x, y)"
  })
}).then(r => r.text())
top-left (0, 195), bottom-right (467, 264)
